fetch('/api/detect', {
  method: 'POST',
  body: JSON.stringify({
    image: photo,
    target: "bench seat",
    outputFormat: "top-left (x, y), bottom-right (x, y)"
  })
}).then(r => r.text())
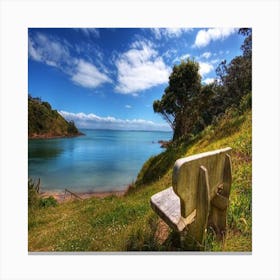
top-left (150, 187), bottom-right (196, 232)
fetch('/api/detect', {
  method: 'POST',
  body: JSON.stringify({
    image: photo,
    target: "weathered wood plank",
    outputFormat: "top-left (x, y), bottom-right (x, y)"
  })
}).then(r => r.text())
top-left (150, 147), bottom-right (233, 248)
top-left (150, 187), bottom-right (196, 231)
top-left (211, 192), bottom-right (229, 210)
top-left (172, 147), bottom-right (232, 217)
top-left (208, 153), bottom-right (232, 238)
top-left (187, 166), bottom-right (210, 248)
top-left (64, 188), bottom-right (83, 200)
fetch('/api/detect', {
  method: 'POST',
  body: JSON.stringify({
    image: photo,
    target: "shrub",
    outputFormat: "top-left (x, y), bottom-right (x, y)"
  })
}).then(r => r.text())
top-left (28, 178), bottom-right (58, 209)
top-left (39, 196), bottom-right (58, 208)
top-left (28, 178), bottom-right (40, 208)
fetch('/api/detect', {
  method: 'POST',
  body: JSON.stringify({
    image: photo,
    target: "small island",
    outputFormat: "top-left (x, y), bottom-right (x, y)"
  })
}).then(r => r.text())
top-left (28, 95), bottom-right (84, 139)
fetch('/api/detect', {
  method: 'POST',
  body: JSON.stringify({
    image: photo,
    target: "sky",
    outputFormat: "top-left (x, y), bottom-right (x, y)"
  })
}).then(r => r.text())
top-left (28, 28), bottom-right (244, 131)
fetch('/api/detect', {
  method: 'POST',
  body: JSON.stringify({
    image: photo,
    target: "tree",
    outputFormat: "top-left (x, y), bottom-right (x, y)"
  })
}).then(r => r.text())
top-left (67, 120), bottom-right (79, 134)
top-left (215, 28), bottom-right (252, 110)
top-left (153, 58), bottom-right (202, 141)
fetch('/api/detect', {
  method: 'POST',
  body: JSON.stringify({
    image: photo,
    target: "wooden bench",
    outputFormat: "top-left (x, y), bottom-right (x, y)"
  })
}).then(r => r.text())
top-left (150, 147), bottom-right (232, 249)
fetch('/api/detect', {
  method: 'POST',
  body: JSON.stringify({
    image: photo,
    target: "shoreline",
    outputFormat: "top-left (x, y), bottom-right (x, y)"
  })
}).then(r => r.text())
top-left (29, 132), bottom-right (85, 140)
top-left (40, 189), bottom-right (126, 203)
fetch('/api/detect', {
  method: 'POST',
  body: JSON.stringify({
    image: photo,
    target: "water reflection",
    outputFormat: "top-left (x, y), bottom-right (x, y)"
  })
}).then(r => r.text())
top-left (28, 130), bottom-right (172, 192)
top-left (28, 139), bottom-right (64, 159)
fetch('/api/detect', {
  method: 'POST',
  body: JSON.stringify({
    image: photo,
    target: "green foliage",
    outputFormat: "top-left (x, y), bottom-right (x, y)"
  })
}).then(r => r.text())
top-left (39, 196), bottom-right (58, 208)
top-left (67, 120), bottom-right (79, 134)
top-left (135, 141), bottom-right (188, 186)
top-left (239, 92), bottom-right (252, 114)
top-left (28, 95), bottom-right (81, 138)
top-left (28, 108), bottom-right (251, 252)
top-left (215, 29), bottom-right (252, 112)
top-left (28, 178), bottom-right (58, 210)
top-left (154, 29), bottom-right (252, 143)
top-left (28, 178), bottom-right (40, 209)
top-left (153, 58), bottom-right (203, 141)
top-left (125, 215), bottom-right (162, 251)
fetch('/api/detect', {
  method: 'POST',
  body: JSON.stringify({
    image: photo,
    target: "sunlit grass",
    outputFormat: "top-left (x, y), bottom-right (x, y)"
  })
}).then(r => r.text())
top-left (29, 109), bottom-right (252, 252)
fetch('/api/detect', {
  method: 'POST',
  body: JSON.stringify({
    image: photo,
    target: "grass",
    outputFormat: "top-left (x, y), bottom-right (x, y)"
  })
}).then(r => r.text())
top-left (28, 108), bottom-right (252, 252)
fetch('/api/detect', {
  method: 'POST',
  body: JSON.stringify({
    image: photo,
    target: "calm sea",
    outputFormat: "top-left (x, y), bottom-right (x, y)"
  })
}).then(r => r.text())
top-left (28, 129), bottom-right (172, 192)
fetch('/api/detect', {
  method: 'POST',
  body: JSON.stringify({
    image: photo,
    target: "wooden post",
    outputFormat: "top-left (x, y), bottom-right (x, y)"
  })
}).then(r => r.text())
top-left (183, 166), bottom-right (210, 250)
top-left (64, 188), bottom-right (83, 200)
top-left (208, 154), bottom-right (232, 240)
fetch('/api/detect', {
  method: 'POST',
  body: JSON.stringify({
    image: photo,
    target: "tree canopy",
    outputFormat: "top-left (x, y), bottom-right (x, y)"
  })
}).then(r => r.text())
top-left (153, 59), bottom-right (204, 140)
top-left (153, 28), bottom-right (252, 142)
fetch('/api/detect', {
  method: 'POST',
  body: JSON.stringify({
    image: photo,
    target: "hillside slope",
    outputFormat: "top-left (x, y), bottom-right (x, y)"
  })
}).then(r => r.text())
top-left (28, 108), bottom-right (252, 251)
top-left (28, 95), bottom-right (83, 139)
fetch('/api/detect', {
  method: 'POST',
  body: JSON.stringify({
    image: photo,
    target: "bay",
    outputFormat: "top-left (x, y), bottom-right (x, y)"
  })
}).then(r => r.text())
top-left (28, 129), bottom-right (172, 192)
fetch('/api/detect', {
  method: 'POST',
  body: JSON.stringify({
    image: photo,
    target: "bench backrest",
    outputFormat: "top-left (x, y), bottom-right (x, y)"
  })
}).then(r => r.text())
top-left (172, 147), bottom-right (232, 218)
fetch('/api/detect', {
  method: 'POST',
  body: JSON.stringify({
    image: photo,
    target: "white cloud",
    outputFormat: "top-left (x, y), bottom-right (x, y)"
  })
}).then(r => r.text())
top-left (180, 53), bottom-right (191, 60)
top-left (201, 52), bottom-right (211, 59)
top-left (162, 49), bottom-right (177, 59)
top-left (28, 33), bottom-right (70, 69)
top-left (71, 59), bottom-right (112, 88)
top-left (198, 62), bottom-right (214, 77)
top-left (28, 32), bottom-right (111, 90)
top-left (76, 28), bottom-right (100, 38)
top-left (59, 111), bottom-right (171, 131)
top-left (125, 105), bottom-right (132, 109)
top-left (28, 37), bottom-right (42, 62)
top-left (115, 40), bottom-right (171, 95)
top-left (173, 53), bottom-right (191, 63)
top-left (152, 28), bottom-right (192, 39)
top-left (194, 28), bottom-right (236, 48)
top-left (202, 78), bottom-right (215, 84)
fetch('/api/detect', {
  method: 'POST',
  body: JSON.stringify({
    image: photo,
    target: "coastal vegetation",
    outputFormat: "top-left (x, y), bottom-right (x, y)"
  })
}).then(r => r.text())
top-left (28, 95), bottom-right (82, 139)
top-left (153, 28), bottom-right (251, 141)
top-left (28, 106), bottom-right (251, 251)
top-left (28, 28), bottom-right (252, 251)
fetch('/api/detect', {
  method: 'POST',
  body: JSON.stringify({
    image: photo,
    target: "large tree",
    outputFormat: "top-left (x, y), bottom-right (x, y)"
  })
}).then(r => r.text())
top-left (153, 58), bottom-right (203, 141)
top-left (215, 28), bottom-right (252, 110)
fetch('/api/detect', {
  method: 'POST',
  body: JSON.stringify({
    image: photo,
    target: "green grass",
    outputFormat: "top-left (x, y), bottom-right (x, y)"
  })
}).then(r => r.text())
top-left (28, 108), bottom-right (252, 252)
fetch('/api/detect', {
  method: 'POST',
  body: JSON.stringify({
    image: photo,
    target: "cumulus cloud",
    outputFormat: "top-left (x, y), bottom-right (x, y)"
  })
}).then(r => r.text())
top-left (28, 33), bottom-right (70, 68)
top-left (28, 32), bottom-right (111, 89)
top-left (198, 62), bottom-right (214, 77)
top-left (201, 51), bottom-right (211, 59)
top-left (59, 111), bottom-right (171, 131)
top-left (71, 59), bottom-right (112, 88)
top-left (152, 28), bottom-right (192, 39)
top-left (173, 53), bottom-right (191, 63)
top-left (194, 28), bottom-right (236, 48)
top-left (115, 40), bottom-right (171, 95)
top-left (125, 105), bottom-right (132, 109)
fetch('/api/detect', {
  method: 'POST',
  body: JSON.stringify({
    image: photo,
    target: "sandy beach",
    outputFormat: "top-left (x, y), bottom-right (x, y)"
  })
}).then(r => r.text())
top-left (40, 189), bottom-right (127, 203)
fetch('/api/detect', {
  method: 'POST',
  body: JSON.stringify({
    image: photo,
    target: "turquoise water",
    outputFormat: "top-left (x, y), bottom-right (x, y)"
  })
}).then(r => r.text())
top-left (28, 130), bottom-right (172, 192)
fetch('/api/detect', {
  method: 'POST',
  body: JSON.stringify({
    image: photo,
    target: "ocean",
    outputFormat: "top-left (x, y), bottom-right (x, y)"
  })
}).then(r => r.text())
top-left (28, 129), bottom-right (172, 192)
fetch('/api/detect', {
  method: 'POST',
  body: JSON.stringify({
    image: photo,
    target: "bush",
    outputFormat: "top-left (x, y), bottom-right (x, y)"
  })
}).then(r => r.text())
top-left (39, 196), bottom-right (58, 208)
top-left (239, 92), bottom-right (252, 113)
top-left (28, 178), bottom-right (57, 209)
top-left (28, 178), bottom-right (40, 208)
top-left (67, 120), bottom-right (79, 134)
top-left (135, 141), bottom-right (189, 186)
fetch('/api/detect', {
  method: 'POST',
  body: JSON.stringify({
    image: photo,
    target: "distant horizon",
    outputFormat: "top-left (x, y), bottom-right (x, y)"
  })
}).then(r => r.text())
top-left (28, 28), bottom-right (244, 131)
top-left (77, 127), bottom-right (173, 133)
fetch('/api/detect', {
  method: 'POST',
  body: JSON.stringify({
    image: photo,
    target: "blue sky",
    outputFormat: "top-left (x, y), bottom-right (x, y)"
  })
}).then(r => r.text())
top-left (28, 28), bottom-right (244, 131)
